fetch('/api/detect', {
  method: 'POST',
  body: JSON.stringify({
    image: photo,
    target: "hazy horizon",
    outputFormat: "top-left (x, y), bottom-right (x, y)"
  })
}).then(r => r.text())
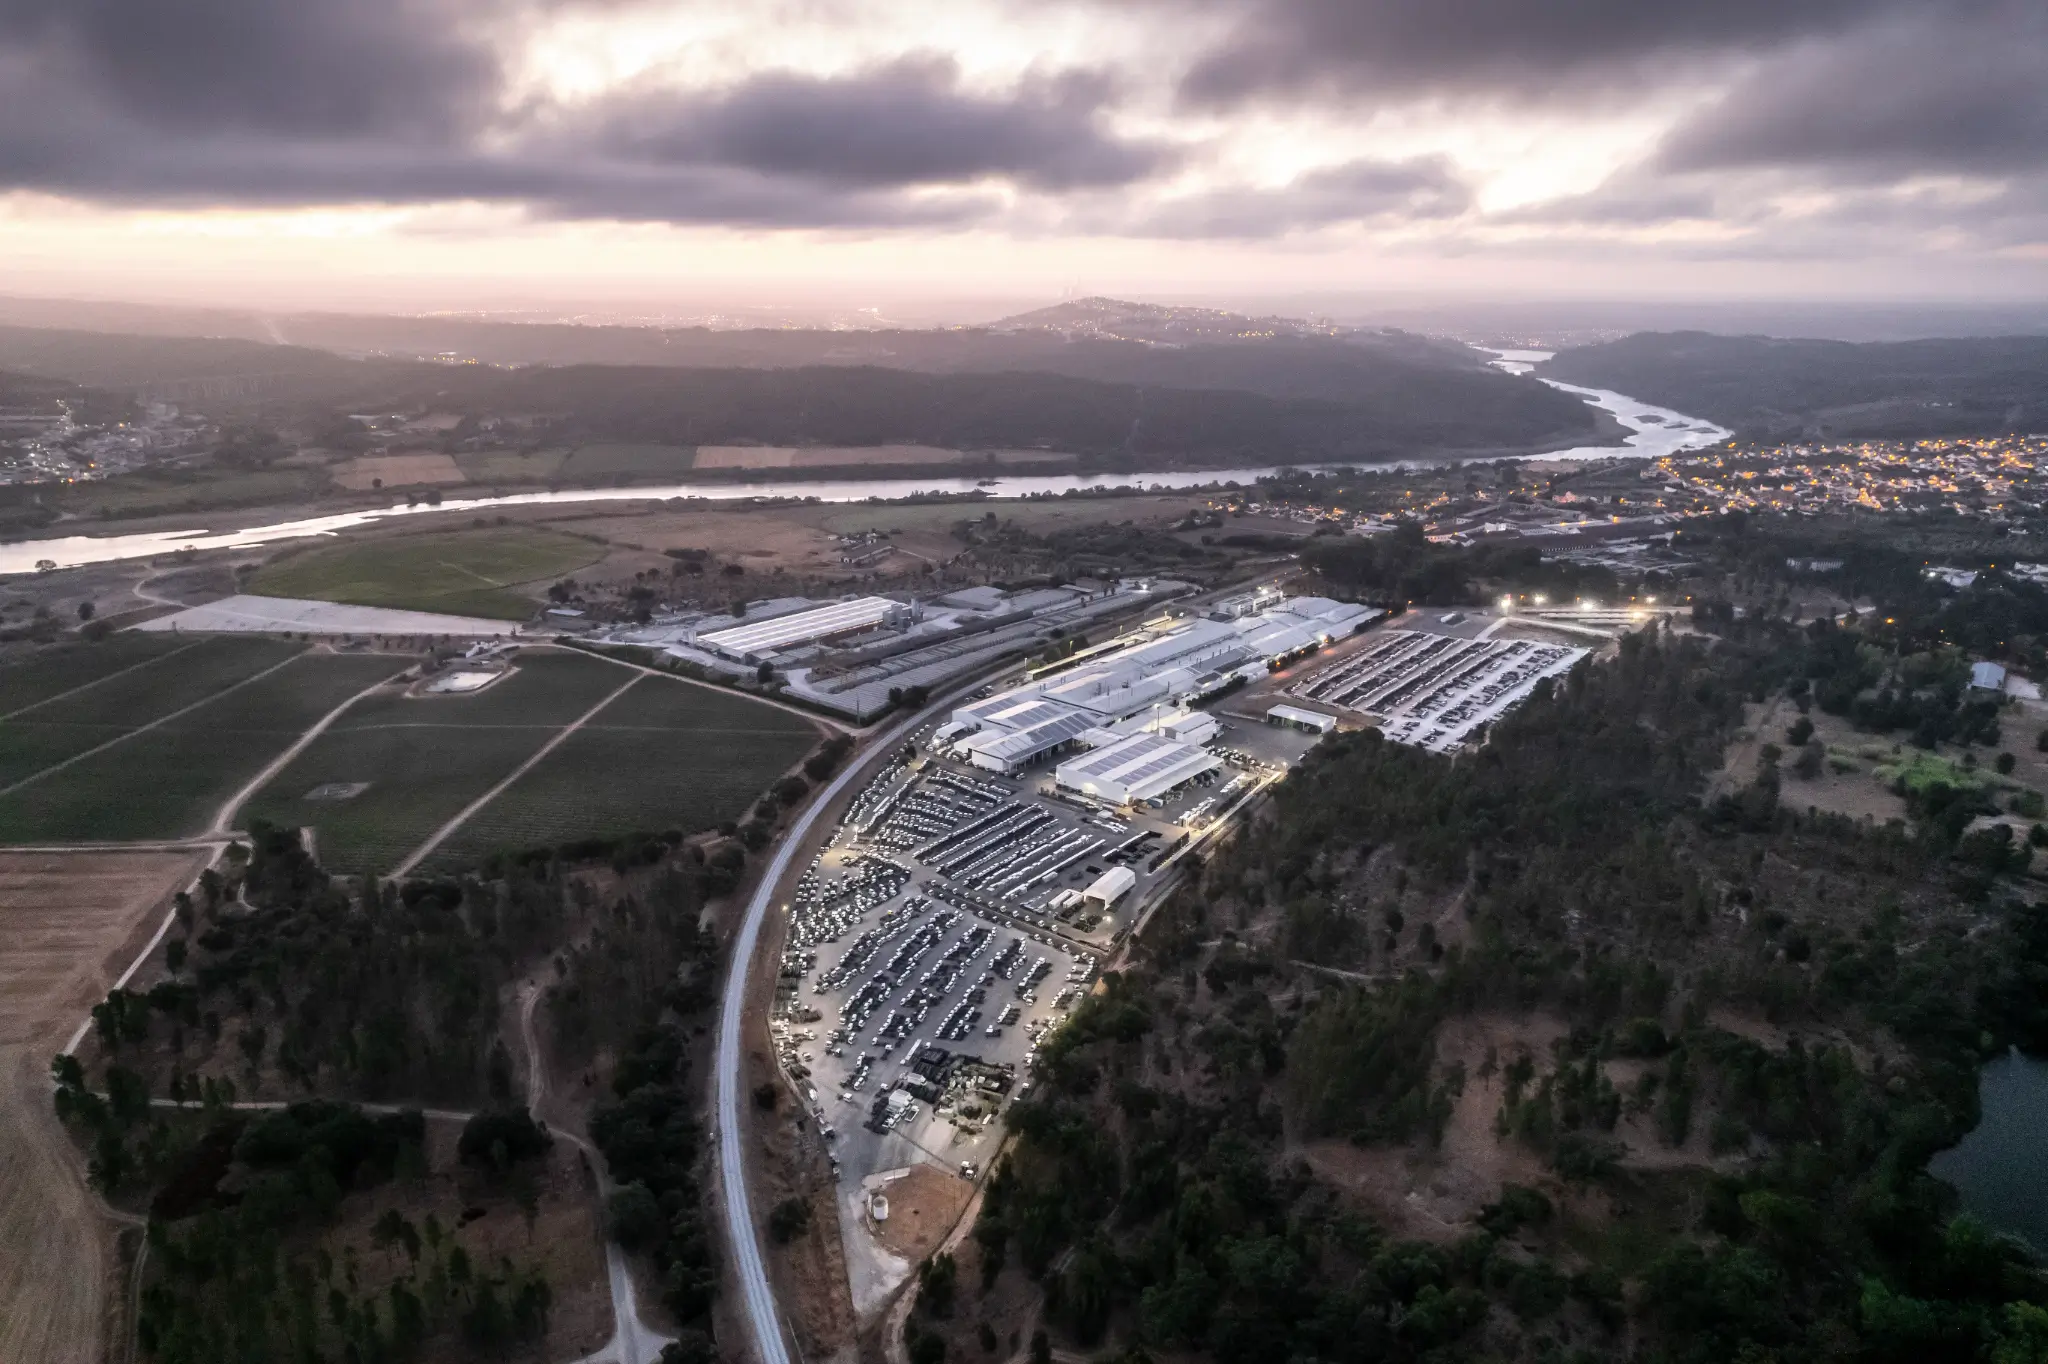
top-left (2, 284), bottom-right (2045, 348)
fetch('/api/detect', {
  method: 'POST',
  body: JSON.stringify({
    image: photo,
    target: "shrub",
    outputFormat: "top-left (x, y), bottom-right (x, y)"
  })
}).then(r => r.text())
top-left (457, 1107), bottom-right (552, 1172)
top-left (768, 1196), bottom-right (812, 1244)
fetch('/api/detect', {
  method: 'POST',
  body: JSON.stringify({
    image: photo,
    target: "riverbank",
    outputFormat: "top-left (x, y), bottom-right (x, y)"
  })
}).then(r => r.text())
top-left (0, 374), bottom-right (1727, 576)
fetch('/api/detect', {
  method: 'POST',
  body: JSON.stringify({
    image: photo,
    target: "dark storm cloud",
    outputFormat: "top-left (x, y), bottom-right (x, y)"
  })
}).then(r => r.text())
top-left (1126, 156), bottom-right (1469, 238)
top-left (574, 59), bottom-right (1170, 191)
top-left (0, 0), bottom-right (1164, 228)
top-left (0, 0), bottom-right (499, 137)
top-left (1176, 0), bottom-right (1960, 106)
top-left (1655, 4), bottom-right (2048, 178)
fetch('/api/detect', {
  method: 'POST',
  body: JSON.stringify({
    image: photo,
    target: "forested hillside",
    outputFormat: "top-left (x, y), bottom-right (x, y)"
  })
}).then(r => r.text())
top-left (0, 320), bottom-right (1603, 467)
top-left (919, 607), bottom-right (2048, 1364)
top-left (52, 806), bottom-right (778, 1362)
top-left (1538, 332), bottom-right (2048, 441)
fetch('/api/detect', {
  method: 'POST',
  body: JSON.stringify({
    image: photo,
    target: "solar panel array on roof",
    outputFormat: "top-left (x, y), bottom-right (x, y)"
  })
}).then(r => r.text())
top-left (1060, 731), bottom-right (1175, 779)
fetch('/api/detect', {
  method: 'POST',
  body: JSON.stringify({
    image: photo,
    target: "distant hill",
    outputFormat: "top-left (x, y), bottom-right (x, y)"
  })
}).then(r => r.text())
top-left (990, 295), bottom-right (1340, 342)
top-left (269, 299), bottom-right (1510, 405)
top-left (358, 362), bottom-right (1603, 469)
top-left (1538, 331), bottom-right (2048, 441)
top-left (0, 368), bottom-right (136, 425)
top-left (0, 325), bottom-right (391, 401)
top-left (0, 304), bottom-right (1607, 467)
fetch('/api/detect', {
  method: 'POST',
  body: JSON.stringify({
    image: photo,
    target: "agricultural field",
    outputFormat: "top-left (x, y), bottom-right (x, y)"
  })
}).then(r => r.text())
top-left (555, 442), bottom-right (696, 481)
top-left (0, 651), bottom-right (406, 844)
top-left (0, 633), bottom-right (200, 716)
top-left (240, 648), bottom-right (629, 875)
top-left (248, 525), bottom-right (606, 620)
top-left (0, 847), bottom-right (210, 1364)
top-left (36, 464), bottom-right (329, 519)
top-left (451, 447), bottom-right (570, 484)
top-left (0, 635), bottom-right (303, 790)
top-left (426, 672), bottom-right (822, 869)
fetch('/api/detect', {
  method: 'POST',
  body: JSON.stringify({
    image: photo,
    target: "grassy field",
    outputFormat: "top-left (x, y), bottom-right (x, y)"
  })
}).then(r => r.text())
top-left (452, 447), bottom-right (570, 484)
top-left (0, 636), bottom-right (303, 789)
top-left (240, 649), bottom-right (629, 875)
top-left (248, 525), bottom-right (606, 620)
top-left (0, 651), bottom-right (404, 843)
top-left (0, 633), bottom-right (200, 717)
top-left (557, 443), bottom-right (696, 481)
top-left (426, 672), bottom-right (820, 869)
top-left (39, 465), bottom-right (329, 519)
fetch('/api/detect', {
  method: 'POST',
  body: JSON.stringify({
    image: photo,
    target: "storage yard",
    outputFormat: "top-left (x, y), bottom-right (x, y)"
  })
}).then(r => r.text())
top-left (1280, 618), bottom-right (1589, 752)
top-left (768, 599), bottom-right (1354, 1305)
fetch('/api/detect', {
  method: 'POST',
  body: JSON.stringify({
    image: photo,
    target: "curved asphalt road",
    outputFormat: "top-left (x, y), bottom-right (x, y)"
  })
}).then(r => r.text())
top-left (715, 696), bottom-right (960, 1364)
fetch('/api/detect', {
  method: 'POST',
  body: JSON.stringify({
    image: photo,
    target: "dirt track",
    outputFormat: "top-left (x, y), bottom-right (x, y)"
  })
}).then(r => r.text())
top-left (0, 848), bottom-right (210, 1364)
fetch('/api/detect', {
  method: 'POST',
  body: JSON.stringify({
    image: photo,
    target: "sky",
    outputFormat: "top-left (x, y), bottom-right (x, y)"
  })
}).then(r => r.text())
top-left (1, 0), bottom-right (2044, 317)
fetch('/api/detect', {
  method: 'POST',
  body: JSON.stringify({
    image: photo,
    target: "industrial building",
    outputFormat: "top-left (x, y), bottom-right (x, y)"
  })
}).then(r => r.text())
top-left (1055, 731), bottom-right (1222, 805)
top-left (696, 596), bottom-right (909, 661)
top-left (1081, 866), bottom-right (1137, 909)
top-left (930, 594), bottom-right (1376, 785)
top-left (1267, 704), bottom-right (1338, 734)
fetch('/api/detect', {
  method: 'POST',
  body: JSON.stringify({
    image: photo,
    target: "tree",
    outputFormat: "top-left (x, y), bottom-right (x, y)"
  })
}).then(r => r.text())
top-left (768, 1196), bottom-right (812, 1244)
top-left (659, 1331), bottom-right (719, 1364)
top-left (458, 1108), bottom-right (551, 1173)
top-left (918, 1252), bottom-right (958, 1316)
top-left (1998, 751), bottom-right (2018, 774)
top-left (371, 1208), bottom-right (418, 1268)
top-left (607, 1182), bottom-right (665, 1252)
top-left (76, 600), bottom-right (95, 622)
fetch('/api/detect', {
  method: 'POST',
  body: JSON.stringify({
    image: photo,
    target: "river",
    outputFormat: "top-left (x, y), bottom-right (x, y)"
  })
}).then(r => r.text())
top-left (0, 348), bottom-right (1729, 575)
top-left (1931, 1049), bottom-right (2048, 1252)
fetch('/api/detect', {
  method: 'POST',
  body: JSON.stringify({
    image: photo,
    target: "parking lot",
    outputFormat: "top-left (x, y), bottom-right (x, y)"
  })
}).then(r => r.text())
top-left (769, 716), bottom-right (1323, 1288)
top-left (1285, 622), bottom-right (1587, 752)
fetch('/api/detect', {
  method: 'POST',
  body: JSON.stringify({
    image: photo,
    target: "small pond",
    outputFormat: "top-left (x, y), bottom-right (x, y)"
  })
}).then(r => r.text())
top-left (1931, 1048), bottom-right (2048, 1253)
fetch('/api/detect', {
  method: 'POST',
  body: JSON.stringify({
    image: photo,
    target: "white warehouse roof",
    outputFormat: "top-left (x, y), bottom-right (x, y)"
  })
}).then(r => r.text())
top-left (1083, 866), bottom-right (1137, 906)
top-left (957, 709), bottom-right (1098, 770)
top-left (1055, 731), bottom-right (1220, 804)
top-left (1269, 704), bottom-right (1338, 733)
top-left (698, 596), bottom-right (903, 658)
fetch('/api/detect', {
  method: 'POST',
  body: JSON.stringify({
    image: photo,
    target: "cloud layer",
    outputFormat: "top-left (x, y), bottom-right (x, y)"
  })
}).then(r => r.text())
top-left (0, 0), bottom-right (2041, 271)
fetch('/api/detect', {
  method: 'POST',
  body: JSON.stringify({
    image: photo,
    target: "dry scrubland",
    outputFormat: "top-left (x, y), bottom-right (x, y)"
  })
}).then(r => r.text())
top-left (0, 848), bottom-right (209, 1364)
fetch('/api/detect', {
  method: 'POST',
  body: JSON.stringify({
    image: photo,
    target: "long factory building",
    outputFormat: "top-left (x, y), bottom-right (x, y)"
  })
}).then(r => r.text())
top-left (931, 596), bottom-right (1376, 797)
top-left (695, 595), bottom-right (911, 661)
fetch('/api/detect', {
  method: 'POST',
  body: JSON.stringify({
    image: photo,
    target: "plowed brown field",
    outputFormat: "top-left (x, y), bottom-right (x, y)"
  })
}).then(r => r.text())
top-left (0, 848), bottom-right (210, 1364)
